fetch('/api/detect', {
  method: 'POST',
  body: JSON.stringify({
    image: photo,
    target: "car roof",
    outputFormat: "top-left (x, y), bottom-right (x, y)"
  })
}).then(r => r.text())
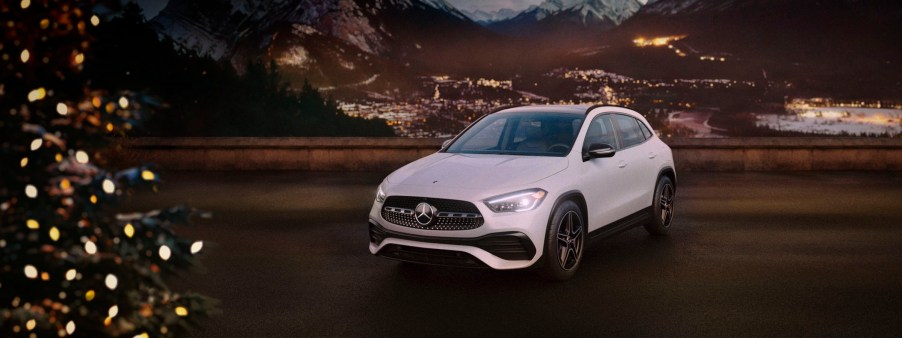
top-left (496, 104), bottom-right (644, 116)
top-left (496, 105), bottom-right (591, 115)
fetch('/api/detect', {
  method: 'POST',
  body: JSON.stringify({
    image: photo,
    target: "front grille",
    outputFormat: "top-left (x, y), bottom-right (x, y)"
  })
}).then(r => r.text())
top-left (381, 196), bottom-right (484, 230)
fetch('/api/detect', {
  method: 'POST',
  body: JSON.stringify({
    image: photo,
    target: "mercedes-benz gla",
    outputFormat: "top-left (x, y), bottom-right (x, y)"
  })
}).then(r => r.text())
top-left (368, 105), bottom-right (676, 280)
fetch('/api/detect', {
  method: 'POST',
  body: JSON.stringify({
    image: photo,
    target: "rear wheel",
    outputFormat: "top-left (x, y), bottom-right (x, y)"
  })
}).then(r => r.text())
top-left (540, 200), bottom-right (585, 281)
top-left (645, 176), bottom-right (675, 235)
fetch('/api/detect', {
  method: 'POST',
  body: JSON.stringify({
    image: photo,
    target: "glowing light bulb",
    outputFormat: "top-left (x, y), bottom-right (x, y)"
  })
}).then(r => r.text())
top-left (102, 179), bottom-right (115, 194)
top-left (124, 223), bottom-right (135, 238)
top-left (85, 289), bottom-right (95, 301)
top-left (20, 49), bottom-right (29, 63)
top-left (20, 0), bottom-right (30, 9)
top-left (84, 241), bottom-right (97, 255)
top-left (49, 227), bottom-right (60, 241)
top-left (26, 219), bottom-right (39, 229)
top-left (66, 321), bottom-right (76, 334)
top-left (74, 53), bottom-right (84, 65)
top-left (190, 241), bottom-right (204, 254)
top-left (30, 138), bottom-right (42, 150)
top-left (25, 185), bottom-right (38, 198)
top-left (65, 269), bottom-right (77, 281)
top-left (26, 319), bottom-right (35, 330)
top-left (27, 87), bottom-right (46, 102)
top-left (159, 245), bottom-right (171, 261)
top-left (90, 15), bottom-right (100, 26)
top-left (141, 170), bottom-right (155, 181)
top-left (108, 305), bottom-right (119, 317)
top-left (105, 274), bottom-right (118, 290)
top-left (24, 265), bottom-right (38, 279)
top-left (20, 157), bottom-right (28, 167)
top-left (134, 333), bottom-right (149, 338)
top-left (118, 97), bottom-right (129, 108)
top-left (56, 102), bottom-right (69, 115)
top-left (174, 306), bottom-right (188, 317)
top-left (75, 150), bottom-right (89, 163)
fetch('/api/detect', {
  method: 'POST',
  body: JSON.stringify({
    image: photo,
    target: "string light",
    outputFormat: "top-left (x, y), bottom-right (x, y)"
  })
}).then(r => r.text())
top-left (159, 245), bottom-right (172, 260)
top-left (65, 321), bottom-right (75, 335)
top-left (134, 333), bottom-right (149, 338)
top-left (20, 0), bottom-right (30, 9)
top-left (74, 53), bottom-right (84, 65)
top-left (75, 150), bottom-right (89, 163)
top-left (26, 219), bottom-right (39, 229)
top-left (90, 195), bottom-right (98, 204)
top-left (27, 87), bottom-right (46, 102)
top-left (118, 97), bottom-right (129, 108)
top-left (175, 306), bottom-right (189, 316)
top-left (20, 157), bottom-right (28, 167)
top-left (141, 170), bottom-right (155, 180)
top-left (24, 265), bottom-right (38, 279)
top-left (84, 241), bottom-right (97, 255)
top-left (65, 269), bottom-right (77, 281)
top-left (20, 49), bottom-right (29, 63)
top-left (56, 102), bottom-right (69, 115)
top-left (108, 305), bottom-right (119, 317)
top-left (102, 179), bottom-right (115, 194)
top-left (60, 178), bottom-right (71, 190)
top-left (90, 15), bottom-right (100, 26)
top-left (85, 289), bottom-right (95, 301)
top-left (105, 274), bottom-right (118, 290)
top-left (26, 319), bottom-right (36, 331)
top-left (25, 184), bottom-right (38, 198)
top-left (190, 241), bottom-right (204, 254)
top-left (124, 223), bottom-right (135, 238)
top-left (49, 227), bottom-right (60, 241)
top-left (30, 138), bottom-right (42, 150)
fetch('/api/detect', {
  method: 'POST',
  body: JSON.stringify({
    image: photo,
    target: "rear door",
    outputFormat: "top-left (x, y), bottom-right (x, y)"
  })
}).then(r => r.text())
top-left (611, 114), bottom-right (657, 213)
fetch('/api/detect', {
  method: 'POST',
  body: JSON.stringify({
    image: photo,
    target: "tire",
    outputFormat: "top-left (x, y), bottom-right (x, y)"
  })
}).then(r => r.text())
top-left (645, 176), bottom-right (675, 236)
top-left (540, 200), bottom-right (586, 281)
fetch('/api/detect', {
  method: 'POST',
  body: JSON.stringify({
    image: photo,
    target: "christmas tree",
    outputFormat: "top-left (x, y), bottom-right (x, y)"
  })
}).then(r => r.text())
top-left (1, 0), bottom-right (215, 336)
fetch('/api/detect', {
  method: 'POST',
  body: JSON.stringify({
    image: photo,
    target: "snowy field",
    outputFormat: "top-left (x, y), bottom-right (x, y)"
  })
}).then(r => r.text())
top-left (756, 107), bottom-right (902, 136)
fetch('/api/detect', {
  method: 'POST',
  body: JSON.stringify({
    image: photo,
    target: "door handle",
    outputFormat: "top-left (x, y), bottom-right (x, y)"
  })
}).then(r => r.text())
top-left (618, 161), bottom-right (628, 168)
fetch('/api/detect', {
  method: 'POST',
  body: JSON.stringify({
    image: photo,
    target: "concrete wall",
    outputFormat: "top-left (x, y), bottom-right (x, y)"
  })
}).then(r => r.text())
top-left (114, 137), bottom-right (902, 171)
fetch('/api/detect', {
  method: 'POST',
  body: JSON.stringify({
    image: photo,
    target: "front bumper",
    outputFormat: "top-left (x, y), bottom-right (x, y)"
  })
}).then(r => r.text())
top-left (368, 220), bottom-right (538, 269)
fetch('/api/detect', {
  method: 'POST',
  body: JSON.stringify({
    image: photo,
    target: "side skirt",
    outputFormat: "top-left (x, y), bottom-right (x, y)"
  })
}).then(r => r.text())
top-left (587, 206), bottom-right (653, 243)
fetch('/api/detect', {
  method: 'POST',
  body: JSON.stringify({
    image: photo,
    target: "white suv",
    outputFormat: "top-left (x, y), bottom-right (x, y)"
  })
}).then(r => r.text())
top-left (368, 105), bottom-right (676, 280)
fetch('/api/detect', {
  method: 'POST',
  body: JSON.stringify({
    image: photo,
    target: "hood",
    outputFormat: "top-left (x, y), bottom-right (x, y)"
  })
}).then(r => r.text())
top-left (386, 153), bottom-right (569, 190)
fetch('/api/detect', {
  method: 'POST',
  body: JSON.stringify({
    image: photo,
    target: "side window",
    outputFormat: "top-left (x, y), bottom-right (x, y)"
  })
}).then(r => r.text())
top-left (637, 119), bottom-right (653, 140)
top-left (613, 114), bottom-right (645, 148)
top-left (583, 114), bottom-right (619, 151)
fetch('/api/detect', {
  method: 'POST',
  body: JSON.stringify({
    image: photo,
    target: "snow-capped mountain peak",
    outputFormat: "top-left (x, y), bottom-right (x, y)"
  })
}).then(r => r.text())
top-left (513, 0), bottom-right (644, 26)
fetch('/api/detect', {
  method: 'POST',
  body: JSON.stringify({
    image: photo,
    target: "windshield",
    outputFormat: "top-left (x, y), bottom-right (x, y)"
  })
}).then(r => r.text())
top-left (445, 112), bottom-right (585, 157)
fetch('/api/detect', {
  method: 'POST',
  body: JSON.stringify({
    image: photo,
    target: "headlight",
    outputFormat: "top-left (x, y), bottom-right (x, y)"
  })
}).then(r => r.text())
top-left (375, 185), bottom-right (386, 203)
top-left (484, 189), bottom-right (547, 213)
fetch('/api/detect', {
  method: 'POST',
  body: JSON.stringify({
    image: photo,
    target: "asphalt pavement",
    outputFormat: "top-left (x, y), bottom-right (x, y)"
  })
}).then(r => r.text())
top-left (125, 171), bottom-right (902, 337)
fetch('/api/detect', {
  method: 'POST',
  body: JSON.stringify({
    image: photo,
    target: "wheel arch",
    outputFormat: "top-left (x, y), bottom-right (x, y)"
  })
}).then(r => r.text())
top-left (549, 190), bottom-right (589, 230)
top-left (658, 166), bottom-right (677, 189)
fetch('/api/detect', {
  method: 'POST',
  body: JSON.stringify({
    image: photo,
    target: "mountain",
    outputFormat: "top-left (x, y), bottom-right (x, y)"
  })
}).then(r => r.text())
top-left (489, 0), bottom-right (645, 39)
top-left (462, 8), bottom-right (520, 24)
top-left (152, 0), bottom-right (502, 88)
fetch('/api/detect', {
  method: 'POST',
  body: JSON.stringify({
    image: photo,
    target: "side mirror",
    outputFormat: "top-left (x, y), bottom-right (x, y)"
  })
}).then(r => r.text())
top-left (441, 139), bottom-right (452, 150)
top-left (583, 143), bottom-right (616, 161)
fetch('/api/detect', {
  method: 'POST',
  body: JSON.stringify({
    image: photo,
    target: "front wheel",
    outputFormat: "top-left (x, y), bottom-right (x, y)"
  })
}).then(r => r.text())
top-left (645, 176), bottom-right (675, 235)
top-left (540, 200), bottom-right (585, 281)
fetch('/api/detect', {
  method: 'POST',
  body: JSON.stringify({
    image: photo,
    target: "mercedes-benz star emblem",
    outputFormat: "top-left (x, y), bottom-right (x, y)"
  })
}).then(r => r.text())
top-left (414, 202), bottom-right (437, 226)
